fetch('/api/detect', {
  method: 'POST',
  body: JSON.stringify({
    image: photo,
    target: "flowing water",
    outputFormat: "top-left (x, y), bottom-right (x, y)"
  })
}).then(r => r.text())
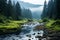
top-left (0, 22), bottom-right (45, 40)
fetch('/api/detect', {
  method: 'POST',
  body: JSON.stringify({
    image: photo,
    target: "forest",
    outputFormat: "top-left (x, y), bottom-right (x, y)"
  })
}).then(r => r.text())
top-left (41, 0), bottom-right (60, 19)
top-left (0, 0), bottom-right (32, 31)
top-left (0, 0), bottom-right (60, 40)
top-left (41, 0), bottom-right (60, 31)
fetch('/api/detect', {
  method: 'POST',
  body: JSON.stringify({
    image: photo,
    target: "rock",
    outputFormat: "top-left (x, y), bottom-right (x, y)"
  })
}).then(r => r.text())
top-left (35, 36), bottom-right (41, 38)
top-left (28, 39), bottom-right (31, 40)
top-left (34, 25), bottom-right (45, 30)
top-left (38, 33), bottom-right (40, 34)
top-left (42, 38), bottom-right (46, 40)
top-left (12, 39), bottom-right (15, 40)
top-left (32, 38), bottom-right (33, 39)
top-left (48, 37), bottom-right (59, 40)
top-left (26, 34), bottom-right (31, 38)
top-left (32, 33), bottom-right (35, 35)
top-left (38, 38), bottom-right (41, 40)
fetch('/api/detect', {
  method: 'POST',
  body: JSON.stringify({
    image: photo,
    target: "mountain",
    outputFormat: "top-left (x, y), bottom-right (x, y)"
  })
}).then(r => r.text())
top-left (19, 1), bottom-right (42, 9)
top-left (11, 0), bottom-right (42, 8)
top-left (31, 6), bottom-right (43, 19)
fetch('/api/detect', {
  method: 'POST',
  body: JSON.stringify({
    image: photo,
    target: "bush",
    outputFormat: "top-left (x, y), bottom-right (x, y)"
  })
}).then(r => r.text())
top-left (0, 15), bottom-right (6, 23)
top-left (28, 19), bottom-right (33, 22)
top-left (43, 18), bottom-right (49, 22)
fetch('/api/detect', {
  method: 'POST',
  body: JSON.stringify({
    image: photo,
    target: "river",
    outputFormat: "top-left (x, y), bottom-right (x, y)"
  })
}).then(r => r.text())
top-left (0, 22), bottom-right (47, 40)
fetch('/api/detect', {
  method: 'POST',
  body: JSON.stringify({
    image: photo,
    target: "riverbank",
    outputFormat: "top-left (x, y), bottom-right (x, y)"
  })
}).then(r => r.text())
top-left (0, 20), bottom-right (28, 35)
top-left (0, 22), bottom-right (44, 40)
top-left (39, 19), bottom-right (60, 31)
top-left (37, 19), bottom-right (60, 40)
top-left (45, 20), bottom-right (60, 40)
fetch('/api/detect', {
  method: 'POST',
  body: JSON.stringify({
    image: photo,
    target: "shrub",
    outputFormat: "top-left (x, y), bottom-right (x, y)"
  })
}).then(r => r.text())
top-left (0, 15), bottom-right (6, 23)
top-left (43, 18), bottom-right (49, 22)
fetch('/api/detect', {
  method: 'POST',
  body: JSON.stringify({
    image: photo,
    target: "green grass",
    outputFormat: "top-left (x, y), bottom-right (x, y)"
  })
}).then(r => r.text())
top-left (46, 20), bottom-right (55, 28)
top-left (53, 25), bottom-right (60, 31)
top-left (0, 19), bottom-right (28, 34)
top-left (45, 19), bottom-right (60, 31)
top-left (0, 20), bottom-right (27, 29)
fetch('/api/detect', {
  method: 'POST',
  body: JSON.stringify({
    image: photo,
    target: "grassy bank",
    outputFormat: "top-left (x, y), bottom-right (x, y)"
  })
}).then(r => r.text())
top-left (0, 19), bottom-right (28, 34)
top-left (45, 19), bottom-right (60, 31)
top-left (38, 19), bottom-right (60, 31)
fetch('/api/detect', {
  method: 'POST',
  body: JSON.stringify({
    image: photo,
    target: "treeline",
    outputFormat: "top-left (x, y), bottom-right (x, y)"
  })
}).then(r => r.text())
top-left (41, 0), bottom-right (60, 19)
top-left (0, 0), bottom-right (32, 22)
top-left (21, 8), bottom-right (32, 19)
top-left (0, 0), bottom-right (21, 20)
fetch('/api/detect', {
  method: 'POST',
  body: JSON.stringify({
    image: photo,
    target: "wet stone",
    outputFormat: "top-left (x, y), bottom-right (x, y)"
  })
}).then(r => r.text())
top-left (39, 38), bottom-right (41, 40)
top-left (28, 39), bottom-right (31, 40)
top-left (32, 38), bottom-right (33, 39)
top-left (42, 38), bottom-right (46, 40)
top-left (38, 33), bottom-right (40, 34)
top-left (35, 36), bottom-right (41, 38)
top-left (16, 35), bottom-right (19, 37)
top-left (16, 35), bottom-right (21, 38)
top-left (32, 33), bottom-right (35, 35)
top-left (19, 36), bottom-right (22, 38)
top-left (16, 39), bottom-right (18, 40)
top-left (26, 35), bottom-right (31, 38)
top-left (12, 38), bottom-right (15, 40)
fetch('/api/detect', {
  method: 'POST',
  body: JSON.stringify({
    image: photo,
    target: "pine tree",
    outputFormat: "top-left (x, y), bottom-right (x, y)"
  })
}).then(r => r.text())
top-left (16, 2), bottom-right (21, 20)
top-left (7, 0), bottom-right (13, 18)
top-left (12, 1), bottom-right (16, 20)
top-left (56, 0), bottom-right (60, 19)
top-left (0, 0), bottom-right (7, 15)
top-left (41, 0), bottom-right (47, 19)
top-left (21, 8), bottom-right (32, 19)
top-left (47, 0), bottom-right (54, 18)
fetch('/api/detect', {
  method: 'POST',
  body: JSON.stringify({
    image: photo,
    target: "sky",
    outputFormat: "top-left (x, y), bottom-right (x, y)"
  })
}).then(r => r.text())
top-left (17, 0), bottom-right (49, 5)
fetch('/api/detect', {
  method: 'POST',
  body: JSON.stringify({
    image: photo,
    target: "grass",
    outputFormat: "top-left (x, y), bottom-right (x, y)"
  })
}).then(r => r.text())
top-left (53, 25), bottom-right (60, 31)
top-left (0, 20), bottom-right (27, 29)
top-left (45, 20), bottom-right (55, 28)
top-left (0, 19), bottom-right (28, 34)
top-left (45, 19), bottom-right (60, 31)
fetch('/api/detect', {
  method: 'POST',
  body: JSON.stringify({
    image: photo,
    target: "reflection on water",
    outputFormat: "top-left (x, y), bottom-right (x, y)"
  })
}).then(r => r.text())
top-left (0, 22), bottom-right (44, 40)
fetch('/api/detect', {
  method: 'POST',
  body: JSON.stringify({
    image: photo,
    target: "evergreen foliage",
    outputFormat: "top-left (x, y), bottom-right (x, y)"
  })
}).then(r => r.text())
top-left (41, 0), bottom-right (60, 19)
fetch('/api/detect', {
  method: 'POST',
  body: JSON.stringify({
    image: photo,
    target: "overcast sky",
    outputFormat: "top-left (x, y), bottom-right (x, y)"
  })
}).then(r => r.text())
top-left (16, 0), bottom-right (49, 5)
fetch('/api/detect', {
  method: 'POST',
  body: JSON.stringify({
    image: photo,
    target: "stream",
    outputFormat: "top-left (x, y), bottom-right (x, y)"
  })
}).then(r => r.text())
top-left (0, 22), bottom-right (47, 40)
